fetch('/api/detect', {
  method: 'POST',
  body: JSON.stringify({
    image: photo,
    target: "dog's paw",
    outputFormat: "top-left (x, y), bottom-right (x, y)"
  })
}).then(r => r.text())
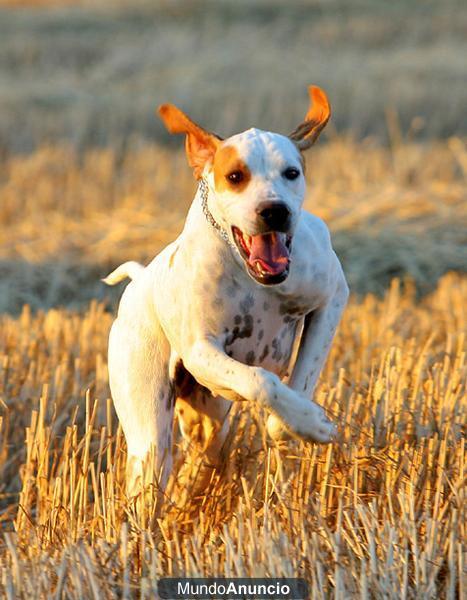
top-left (288, 401), bottom-right (336, 444)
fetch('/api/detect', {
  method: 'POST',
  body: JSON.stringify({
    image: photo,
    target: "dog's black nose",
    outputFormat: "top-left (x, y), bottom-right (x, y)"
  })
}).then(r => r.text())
top-left (256, 201), bottom-right (291, 231)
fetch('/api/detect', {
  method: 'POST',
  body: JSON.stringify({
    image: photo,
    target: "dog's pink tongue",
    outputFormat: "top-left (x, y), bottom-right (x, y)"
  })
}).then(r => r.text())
top-left (249, 232), bottom-right (289, 274)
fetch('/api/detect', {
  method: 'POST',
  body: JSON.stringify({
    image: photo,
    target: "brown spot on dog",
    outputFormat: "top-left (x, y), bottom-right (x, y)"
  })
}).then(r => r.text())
top-left (225, 314), bottom-right (254, 347)
top-left (213, 145), bottom-right (251, 193)
top-left (245, 351), bottom-right (255, 365)
top-left (259, 344), bottom-right (270, 362)
top-left (271, 337), bottom-right (283, 361)
top-left (258, 329), bottom-right (264, 341)
top-left (243, 314), bottom-right (253, 331)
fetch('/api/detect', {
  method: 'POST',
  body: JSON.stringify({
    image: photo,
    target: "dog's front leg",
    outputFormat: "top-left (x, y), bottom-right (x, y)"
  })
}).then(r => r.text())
top-left (267, 276), bottom-right (349, 440)
top-left (183, 339), bottom-right (336, 443)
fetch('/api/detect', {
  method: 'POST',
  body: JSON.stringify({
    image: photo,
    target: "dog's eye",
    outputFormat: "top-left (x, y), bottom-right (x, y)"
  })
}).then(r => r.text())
top-left (283, 167), bottom-right (300, 181)
top-left (227, 170), bottom-right (244, 184)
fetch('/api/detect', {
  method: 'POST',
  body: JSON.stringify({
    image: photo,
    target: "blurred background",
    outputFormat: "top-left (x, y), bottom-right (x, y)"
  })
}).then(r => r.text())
top-left (0, 0), bottom-right (466, 312)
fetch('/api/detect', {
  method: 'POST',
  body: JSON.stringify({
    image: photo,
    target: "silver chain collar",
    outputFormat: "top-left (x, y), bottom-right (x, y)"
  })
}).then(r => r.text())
top-left (199, 177), bottom-right (237, 250)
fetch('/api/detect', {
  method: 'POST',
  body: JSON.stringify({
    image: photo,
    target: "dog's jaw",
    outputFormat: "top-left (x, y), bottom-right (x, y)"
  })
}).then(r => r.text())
top-left (231, 226), bottom-right (292, 285)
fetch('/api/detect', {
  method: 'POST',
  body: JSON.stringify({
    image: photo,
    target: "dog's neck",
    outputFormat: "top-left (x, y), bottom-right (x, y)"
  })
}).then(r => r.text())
top-left (199, 178), bottom-right (237, 251)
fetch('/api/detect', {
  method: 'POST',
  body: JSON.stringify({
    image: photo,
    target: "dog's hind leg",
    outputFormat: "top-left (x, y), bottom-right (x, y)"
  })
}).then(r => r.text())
top-left (173, 364), bottom-right (231, 497)
top-left (108, 314), bottom-right (174, 502)
top-left (176, 393), bottom-right (231, 498)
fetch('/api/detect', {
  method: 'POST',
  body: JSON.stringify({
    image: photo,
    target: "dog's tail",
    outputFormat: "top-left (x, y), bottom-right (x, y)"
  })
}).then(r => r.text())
top-left (102, 261), bottom-right (145, 286)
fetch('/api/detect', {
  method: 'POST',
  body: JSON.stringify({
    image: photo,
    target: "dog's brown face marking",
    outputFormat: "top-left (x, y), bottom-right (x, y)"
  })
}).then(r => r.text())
top-left (213, 145), bottom-right (251, 193)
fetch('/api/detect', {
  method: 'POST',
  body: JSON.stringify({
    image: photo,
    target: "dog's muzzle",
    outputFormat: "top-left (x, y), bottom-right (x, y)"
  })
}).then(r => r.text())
top-left (199, 178), bottom-right (292, 286)
top-left (256, 201), bottom-right (291, 232)
top-left (232, 226), bottom-right (292, 285)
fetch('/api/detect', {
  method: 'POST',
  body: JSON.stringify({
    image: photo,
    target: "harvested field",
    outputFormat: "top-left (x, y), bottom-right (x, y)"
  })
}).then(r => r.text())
top-left (0, 274), bottom-right (464, 596)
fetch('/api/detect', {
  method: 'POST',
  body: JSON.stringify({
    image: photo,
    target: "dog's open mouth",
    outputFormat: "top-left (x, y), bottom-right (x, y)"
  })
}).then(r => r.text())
top-left (232, 226), bottom-right (292, 285)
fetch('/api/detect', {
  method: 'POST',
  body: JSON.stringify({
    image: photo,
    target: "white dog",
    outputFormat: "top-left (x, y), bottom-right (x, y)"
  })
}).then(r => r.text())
top-left (104, 85), bottom-right (348, 496)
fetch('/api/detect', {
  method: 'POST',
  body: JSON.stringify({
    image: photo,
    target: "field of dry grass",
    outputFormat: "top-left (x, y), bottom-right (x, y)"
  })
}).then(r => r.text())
top-left (0, 274), bottom-right (464, 597)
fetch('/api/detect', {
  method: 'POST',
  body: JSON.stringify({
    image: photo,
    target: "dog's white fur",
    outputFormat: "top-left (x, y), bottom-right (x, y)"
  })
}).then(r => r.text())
top-left (105, 86), bottom-right (349, 495)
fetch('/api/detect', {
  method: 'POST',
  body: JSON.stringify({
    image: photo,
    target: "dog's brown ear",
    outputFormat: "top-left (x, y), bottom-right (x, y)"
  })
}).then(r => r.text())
top-left (289, 86), bottom-right (331, 151)
top-left (158, 104), bottom-right (221, 178)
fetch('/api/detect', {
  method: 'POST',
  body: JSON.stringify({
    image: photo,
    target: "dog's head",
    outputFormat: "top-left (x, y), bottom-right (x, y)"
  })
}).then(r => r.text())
top-left (158, 85), bottom-right (330, 286)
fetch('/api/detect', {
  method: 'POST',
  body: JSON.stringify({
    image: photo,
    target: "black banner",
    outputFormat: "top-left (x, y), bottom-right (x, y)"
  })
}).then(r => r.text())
top-left (157, 578), bottom-right (309, 599)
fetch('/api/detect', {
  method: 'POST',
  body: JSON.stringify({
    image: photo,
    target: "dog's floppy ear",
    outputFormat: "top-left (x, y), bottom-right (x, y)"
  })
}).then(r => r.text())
top-left (158, 104), bottom-right (222, 178)
top-left (289, 85), bottom-right (331, 151)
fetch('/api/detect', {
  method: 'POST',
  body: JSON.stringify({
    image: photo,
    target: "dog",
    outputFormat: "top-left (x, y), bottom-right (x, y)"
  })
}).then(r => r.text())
top-left (103, 85), bottom-right (349, 497)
